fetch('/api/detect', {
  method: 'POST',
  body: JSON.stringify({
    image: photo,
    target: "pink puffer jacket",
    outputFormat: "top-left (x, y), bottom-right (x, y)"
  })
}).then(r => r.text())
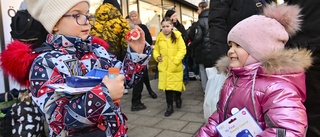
top-left (197, 48), bottom-right (312, 137)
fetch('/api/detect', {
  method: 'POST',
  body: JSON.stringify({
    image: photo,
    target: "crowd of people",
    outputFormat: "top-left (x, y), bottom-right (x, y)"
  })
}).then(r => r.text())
top-left (0, 0), bottom-right (319, 136)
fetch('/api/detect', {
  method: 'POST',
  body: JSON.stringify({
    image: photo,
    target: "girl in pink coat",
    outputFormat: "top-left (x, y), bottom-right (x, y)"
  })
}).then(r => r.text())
top-left (197, 4), bottom-right (312, 137)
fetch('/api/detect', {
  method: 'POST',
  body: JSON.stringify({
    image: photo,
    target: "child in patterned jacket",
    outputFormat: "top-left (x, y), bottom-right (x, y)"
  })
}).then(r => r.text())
top-left (2, 0), bottom-right (151, 136)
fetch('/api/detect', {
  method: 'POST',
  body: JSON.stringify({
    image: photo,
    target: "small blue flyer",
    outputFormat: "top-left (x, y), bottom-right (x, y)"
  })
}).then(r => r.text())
top-left (216, 107), bottom-right (262, 137)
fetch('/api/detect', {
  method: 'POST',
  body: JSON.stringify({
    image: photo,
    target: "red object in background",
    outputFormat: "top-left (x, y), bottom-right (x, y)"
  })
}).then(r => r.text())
top-left (125, 29), bottom-right (140, 41)
top-left (92, 36), bottom-right (110, 50)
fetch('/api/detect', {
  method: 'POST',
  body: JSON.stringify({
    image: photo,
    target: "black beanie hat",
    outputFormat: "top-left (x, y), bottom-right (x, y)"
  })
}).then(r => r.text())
top-left (103, 0), bottom-right (122, 14)
top-left (165, 10), bottom-right (175, 17)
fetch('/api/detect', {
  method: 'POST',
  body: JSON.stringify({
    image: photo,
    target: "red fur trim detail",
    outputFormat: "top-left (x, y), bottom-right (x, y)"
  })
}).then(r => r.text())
top-left (92, 36), bottom-right (109, 50)
top-left (0, 40), bottom-right (38, 86)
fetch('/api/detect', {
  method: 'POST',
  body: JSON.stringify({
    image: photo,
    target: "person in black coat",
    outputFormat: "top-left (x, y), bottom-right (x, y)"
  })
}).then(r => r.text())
top-left (187, 22), bottom-right (200, 77)
top-left (187, 2), bottom-right (210, 91)
top-left (129, 10), bottom-right (157, 111)
top-left (193, 2), bottom-right (210, 67)
top-left (284, 0), bottom-right (320, 136)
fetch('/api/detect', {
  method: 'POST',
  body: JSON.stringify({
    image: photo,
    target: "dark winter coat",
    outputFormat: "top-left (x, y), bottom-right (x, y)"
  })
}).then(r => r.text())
top-left (208, 0), bottom-right (271, 64)
top-left (192, 9), bottom-right (213, 67)
top-left (285, 0), bottom-right (320, 136)
top-left (188, 22), bottom-right (200, 58)
top-left (173, 21), bottom-right (188, 48)
top-left (138, 24), bottom-right (153, 45)
top-left (285, 0), bottom-right (320, 51)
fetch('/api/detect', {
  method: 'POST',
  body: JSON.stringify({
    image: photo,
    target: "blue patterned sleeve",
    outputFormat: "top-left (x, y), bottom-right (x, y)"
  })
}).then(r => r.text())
top-left (92, 42), bottom-right (151, 88)
top-left (122, 43), bottom-right (152, 88)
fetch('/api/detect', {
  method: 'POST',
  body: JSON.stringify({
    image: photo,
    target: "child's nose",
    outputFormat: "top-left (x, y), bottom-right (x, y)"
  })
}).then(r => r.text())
top-left (228, 47), bottom-right (234, 53)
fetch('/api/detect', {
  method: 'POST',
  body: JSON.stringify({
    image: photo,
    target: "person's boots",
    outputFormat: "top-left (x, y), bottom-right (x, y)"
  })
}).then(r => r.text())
top-left (148, 89), bottom-right (157, 99)
top-left (164, 105), bottom-right (174, 117)
top-left (175, 92), bottom-right (182, 108)
top-left (175, 97), bottom-right (182, 108)
top-left (131, 102), bottom-right (147, 111)
top-left (143, 68), bottom-right (157, 99)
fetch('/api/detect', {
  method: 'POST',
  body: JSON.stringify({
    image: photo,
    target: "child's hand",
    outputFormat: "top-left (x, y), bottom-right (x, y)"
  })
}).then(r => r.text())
top-left (157, 56), bottom-right (162, 62)
top-left (127, 25), bottom-right (146, 54)
top-left (102, 74), bottom-right (125, 101)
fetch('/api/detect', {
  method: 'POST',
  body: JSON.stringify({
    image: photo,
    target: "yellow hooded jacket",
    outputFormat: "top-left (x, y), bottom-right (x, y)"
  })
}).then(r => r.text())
top-left (153, 30), bottom-right (186, 92)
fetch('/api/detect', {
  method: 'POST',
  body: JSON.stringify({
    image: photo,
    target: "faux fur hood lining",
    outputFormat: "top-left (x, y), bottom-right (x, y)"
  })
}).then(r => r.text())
top-left (215, 48), bottom-right (313, 75)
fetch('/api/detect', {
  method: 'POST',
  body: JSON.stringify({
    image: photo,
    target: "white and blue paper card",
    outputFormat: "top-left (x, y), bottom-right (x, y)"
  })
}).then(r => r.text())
top-left (216, 107), bottom-right (262, 137)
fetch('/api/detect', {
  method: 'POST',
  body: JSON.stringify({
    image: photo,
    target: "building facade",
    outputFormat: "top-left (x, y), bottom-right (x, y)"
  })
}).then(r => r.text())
top-left (90, 0), bottom-right (206, 39)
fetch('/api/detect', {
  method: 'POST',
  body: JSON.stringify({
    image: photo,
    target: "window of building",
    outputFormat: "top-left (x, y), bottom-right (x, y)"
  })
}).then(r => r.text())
top-left (90, 0), bottom-right (199, 37)
top-left (128, 0), bottom-right (166, 39)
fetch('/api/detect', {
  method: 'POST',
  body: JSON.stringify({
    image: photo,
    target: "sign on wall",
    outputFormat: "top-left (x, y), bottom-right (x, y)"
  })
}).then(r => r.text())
top-left (0, 0), bottom-right (24, 93)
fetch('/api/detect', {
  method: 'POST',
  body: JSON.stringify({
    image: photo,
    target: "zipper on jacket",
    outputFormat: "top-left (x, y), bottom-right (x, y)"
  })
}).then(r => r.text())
top-left (223, 76), bottom-right (239, 120)
top-left (251, 69), bottom-right (259, 121)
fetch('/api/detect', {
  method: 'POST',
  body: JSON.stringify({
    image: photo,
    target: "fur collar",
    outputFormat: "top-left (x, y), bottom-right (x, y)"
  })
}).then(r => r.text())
top-left (215, 48), bottom-right (313, 75)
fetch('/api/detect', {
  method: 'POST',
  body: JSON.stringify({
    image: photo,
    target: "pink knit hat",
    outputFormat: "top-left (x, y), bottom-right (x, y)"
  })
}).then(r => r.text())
top-left (228, 4), bottom-right (302, 65)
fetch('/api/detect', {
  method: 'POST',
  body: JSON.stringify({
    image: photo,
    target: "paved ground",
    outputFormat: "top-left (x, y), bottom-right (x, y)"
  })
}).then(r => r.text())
top-left (119, 79), bottom-right (206, 137)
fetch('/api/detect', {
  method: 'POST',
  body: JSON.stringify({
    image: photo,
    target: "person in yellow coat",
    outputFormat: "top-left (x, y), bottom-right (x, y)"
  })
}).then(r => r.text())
top-left (153, 17), bottom-right (186, 117)
top-left (90, 1), bottom-right (130, 61)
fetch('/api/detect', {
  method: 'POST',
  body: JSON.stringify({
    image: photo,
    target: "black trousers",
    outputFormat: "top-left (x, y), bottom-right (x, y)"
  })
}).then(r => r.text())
top-left (132, 68), bottom-right (152, 104)
top-left (305, 51), bottom-right (320, 137)
top-left (165, 90), bottom-right (181, 105)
